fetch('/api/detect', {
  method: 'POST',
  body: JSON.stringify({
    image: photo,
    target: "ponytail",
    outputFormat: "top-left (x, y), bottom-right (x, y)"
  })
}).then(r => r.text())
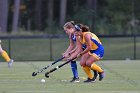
top-left (81, 25), bottom-right (89, 32)
top-left (70, 21), bottom-right (75, 26)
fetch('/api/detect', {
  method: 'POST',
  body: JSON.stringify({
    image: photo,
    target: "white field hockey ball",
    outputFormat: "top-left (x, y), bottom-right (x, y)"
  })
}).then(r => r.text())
top-left (41, 79), bottom-right (45, 83)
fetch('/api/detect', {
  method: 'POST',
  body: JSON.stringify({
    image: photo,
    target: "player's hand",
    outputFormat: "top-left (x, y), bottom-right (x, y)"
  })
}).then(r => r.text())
top-left (62, 53), bottom-right (70, 61)
top-left (62, 52), bottom-right (66, 57)
top-left (64, 53), bottom-right (71, 58)
top-left (77, 53), bottom-right (82, 58)
top-left (67, 57), bottom-right (72, 61)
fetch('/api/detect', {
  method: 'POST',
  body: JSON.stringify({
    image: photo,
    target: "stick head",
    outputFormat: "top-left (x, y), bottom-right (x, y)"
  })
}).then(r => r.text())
top-left (45, 73), bottom-right (49, 78)
top-left (32, 72), bottom-right (37, 77)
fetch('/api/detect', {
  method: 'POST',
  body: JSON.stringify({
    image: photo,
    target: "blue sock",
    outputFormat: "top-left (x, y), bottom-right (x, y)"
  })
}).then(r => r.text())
top-left (70, 61), bottom-right (78, 78)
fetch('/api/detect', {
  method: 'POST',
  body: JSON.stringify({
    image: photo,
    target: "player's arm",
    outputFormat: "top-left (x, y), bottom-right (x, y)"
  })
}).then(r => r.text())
top-left (68, 36), bottom-right (82, 54)
top-left (63, 34), bottom-right (75, 57)
top-left (68, 36), bottom-right (83, 59)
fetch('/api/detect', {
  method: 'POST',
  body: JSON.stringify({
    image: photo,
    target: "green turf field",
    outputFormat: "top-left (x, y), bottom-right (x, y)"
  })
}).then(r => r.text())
top-left (0, 60), bottom-right (140, 93)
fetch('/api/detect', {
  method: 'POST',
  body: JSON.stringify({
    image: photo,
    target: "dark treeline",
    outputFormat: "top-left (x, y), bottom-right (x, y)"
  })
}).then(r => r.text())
top-left (0, 0), bottom-right (140, 35)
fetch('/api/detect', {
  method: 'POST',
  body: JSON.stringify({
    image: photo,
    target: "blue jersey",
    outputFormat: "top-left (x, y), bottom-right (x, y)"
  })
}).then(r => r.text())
top-left (71, 34), bottom-right (76, 42)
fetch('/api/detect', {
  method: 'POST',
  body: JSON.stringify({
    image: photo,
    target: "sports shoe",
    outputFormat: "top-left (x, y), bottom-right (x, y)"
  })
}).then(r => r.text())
top-left (8, 59), bottom-right (14, 68)
top-left (84, 78), bottom-right (96, 83)
top-left (70, 77), bottom-right (80, 83)
top-left (99, 71), bottom-right (105, 81)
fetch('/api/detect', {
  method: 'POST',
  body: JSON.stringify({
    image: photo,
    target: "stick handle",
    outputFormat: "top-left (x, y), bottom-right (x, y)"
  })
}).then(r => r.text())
top-left (32, 56), bottom-right (65, 77)
top-left (45, 57), bottom-right (77, 77)
top-left (51, 56), bottom-right (65, 65)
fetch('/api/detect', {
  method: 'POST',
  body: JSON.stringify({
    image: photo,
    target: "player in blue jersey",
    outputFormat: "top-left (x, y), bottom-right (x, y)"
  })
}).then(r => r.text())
top-left (63, 21), bottom-right (81, 82)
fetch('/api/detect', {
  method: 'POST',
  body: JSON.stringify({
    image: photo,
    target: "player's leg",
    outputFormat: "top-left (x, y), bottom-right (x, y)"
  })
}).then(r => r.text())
top-left (80, 53), bottom-right (94, 82)
top-left (68, 49), bottom-right (81, 83)
top-left (91, 63), bottom-right (104, 81)
top-left (83, 66), bottom-right (98, 82)
top-left (86, 55), bottom-right (105, 81)
top-left (70, 61), bottom-right (80, 82)
top-left (92, 69), bottom-right (98, 81)
top-left (0, 42), bottom-right (13, 68)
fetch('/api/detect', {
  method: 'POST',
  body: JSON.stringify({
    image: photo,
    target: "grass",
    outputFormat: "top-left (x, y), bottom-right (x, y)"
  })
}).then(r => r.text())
top-left (0, 60), bottom-right (140, 93)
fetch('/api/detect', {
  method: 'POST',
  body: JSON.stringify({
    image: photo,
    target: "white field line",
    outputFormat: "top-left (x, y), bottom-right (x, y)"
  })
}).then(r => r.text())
top-left (13, 90), bottom-right (55, 93)
top-left (11, 90), bottom-right (140, 93)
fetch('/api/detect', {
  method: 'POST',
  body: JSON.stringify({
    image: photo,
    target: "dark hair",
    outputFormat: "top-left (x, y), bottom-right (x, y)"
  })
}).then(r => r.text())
top-left (63, 21), bottom-right (75, 29)
top-left (81, 25), bottom-right (90, 32)
top-left (75, 24), bottom-right (90, 32)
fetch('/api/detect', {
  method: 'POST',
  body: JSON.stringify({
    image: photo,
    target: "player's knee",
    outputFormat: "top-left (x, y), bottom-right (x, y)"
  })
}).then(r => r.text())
top-left (80, 61), bottom-right (86, 67)
top-left (0, 47), bottom-right (4, 53)
top-left (86, 61), bottom-right (93, 67)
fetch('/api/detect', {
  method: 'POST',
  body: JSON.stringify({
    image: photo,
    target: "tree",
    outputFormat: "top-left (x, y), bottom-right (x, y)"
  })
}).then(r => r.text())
top-left (47, 0), bottom-right (54, 27)
top-left (12, 0), bottom-right (20, 32)
top-left (35, 0), bottom-right (42, 31)
top-left (0, 0), bottom-right (8, 32)
top-left (87, 0), bottom-right (97, 30)
top-left (59, 0), bottom-right (67, 26)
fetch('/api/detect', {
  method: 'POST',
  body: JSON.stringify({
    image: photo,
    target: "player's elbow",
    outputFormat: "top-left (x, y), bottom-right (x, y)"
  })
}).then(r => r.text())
top-left (87, 46), bottom-right (92, 51)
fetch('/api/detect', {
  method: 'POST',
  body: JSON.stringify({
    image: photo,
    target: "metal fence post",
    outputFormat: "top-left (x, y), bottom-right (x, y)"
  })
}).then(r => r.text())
top-left (134, 35), bottom-right (136, 60)
top-left (50, 38), bottom-right (53, 61)
top-left (8, 39), bottom-right (11, 58)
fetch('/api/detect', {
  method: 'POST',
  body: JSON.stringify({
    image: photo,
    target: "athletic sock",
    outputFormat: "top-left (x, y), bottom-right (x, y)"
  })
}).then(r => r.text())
top-left (1, 50), bottom-right (10, 62)
top-left (91, 63), bottom-right (103, 73)
top-left (71, 61), bottom-right (78, 78)
top-left (82, 66), bottom-right (93, 79)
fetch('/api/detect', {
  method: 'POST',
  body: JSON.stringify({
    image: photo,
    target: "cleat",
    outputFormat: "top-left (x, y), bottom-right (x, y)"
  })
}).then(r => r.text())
top-left (99, 71), bottom-right (105, 81)
top-left (84, 78), bottom-right (96, 83)
top-left (70, 77), bottom-right (80, 83)
top-left (8, 59), bottom-right (14, 68)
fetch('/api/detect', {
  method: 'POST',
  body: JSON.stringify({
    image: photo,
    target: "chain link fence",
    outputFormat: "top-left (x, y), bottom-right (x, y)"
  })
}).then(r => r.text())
top-left (0, 35), bottom-right (140, 61)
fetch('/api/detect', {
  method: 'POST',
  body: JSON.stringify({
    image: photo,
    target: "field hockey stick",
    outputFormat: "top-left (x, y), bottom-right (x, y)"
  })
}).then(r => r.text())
top-left (32, 56), bottom-right (65, 77)
top-left (45, 57), bottom-right (77, 78)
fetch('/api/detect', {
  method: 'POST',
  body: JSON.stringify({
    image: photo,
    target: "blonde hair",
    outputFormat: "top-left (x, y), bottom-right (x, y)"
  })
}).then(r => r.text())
top-left (63, 21), bottom-right (75, 29)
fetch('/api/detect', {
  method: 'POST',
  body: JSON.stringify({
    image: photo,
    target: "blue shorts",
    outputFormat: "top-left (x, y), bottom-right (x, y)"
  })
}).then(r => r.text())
top-left (90, 46), bottom-right (104, 59)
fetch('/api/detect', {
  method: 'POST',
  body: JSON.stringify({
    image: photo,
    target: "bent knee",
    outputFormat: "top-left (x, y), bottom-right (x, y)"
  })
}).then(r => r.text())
top-left (86, 61), bottom-right (93, 67)
top-left (80, 61), bottom-right (86, 67)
